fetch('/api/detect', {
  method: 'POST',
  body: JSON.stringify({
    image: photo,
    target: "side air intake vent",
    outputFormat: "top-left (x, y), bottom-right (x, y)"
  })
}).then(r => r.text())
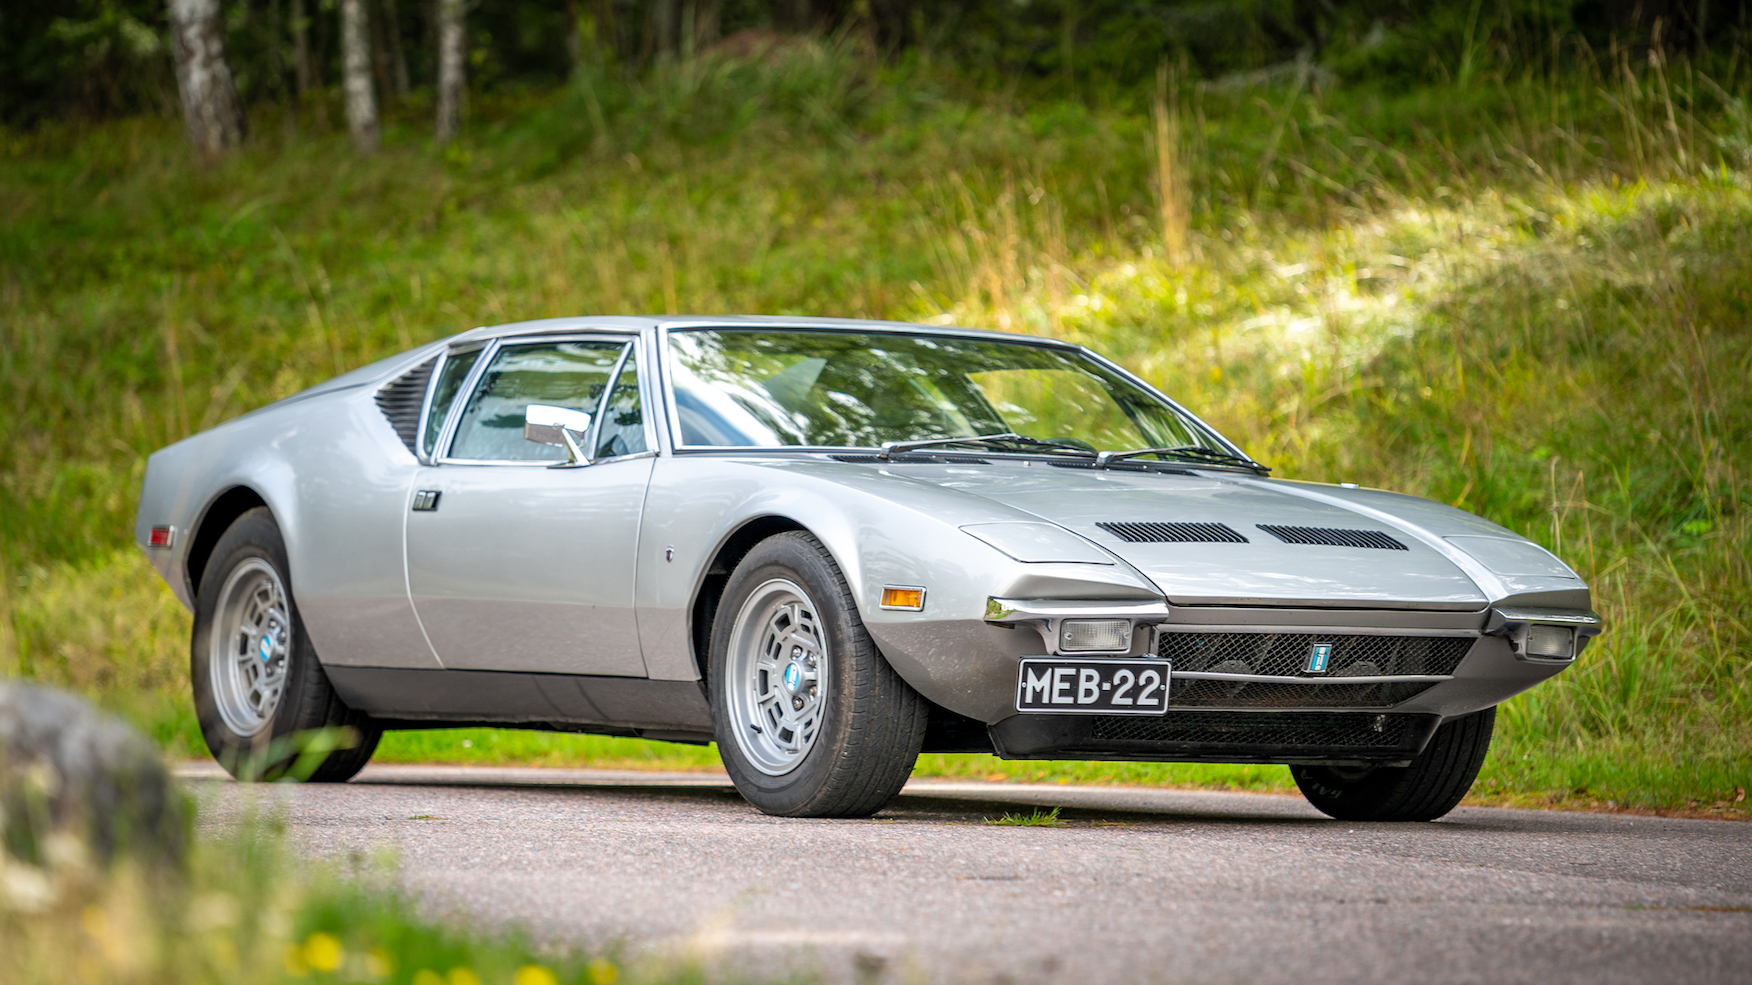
top-left (1097, 521), bottom-right (1249, 544)
top-left (375, 357), bottom-right (438, 455)
top-left (1257, 524), bottom-right (1408, 550)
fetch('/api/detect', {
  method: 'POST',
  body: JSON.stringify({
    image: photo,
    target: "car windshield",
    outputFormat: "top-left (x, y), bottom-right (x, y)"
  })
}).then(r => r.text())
top-left (666, 329), bottom-right (1227, 456)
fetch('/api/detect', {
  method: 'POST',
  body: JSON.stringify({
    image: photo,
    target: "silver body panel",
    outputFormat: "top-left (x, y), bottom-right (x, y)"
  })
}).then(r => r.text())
top-left (405, 457), bottom-right (653, 676)
top-left (136, 315), bottom-right (1591, 746)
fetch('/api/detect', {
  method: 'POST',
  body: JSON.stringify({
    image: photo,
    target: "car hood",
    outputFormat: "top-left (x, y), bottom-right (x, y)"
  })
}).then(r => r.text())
top-left (916, 464), bottom-right (1492, 610)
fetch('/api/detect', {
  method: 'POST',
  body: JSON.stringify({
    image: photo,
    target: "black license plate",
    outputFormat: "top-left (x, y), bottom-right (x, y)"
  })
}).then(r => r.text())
top-left (1014, 658), bottom-right (1171, 715)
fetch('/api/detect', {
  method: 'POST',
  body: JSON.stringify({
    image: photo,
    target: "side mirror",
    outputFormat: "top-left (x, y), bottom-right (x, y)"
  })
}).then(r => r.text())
top-left (524, 404), bottom-right (593, 467)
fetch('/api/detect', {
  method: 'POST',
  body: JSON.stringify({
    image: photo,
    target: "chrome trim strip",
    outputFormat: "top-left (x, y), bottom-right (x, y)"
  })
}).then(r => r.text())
top-left (1156, 624), bottom-right (1477, 638)
top-left (984, 597), bottom-right (1172, 623)
top-left (1172, 672), bottom-right (1454, 685)
top-left (1486, 606), bottom-right (1604, 631)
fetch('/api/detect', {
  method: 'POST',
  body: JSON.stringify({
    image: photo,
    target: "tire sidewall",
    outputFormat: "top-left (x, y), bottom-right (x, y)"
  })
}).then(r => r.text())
top-left (1291, 707), bottom-right (1496, 821)
top-left (190, 507), bottom-right (324, 778)
top-left (709, 534), bottom-right (868, 815)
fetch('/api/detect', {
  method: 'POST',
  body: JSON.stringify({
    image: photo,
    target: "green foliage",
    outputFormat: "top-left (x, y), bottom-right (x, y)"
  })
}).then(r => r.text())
top-left (0, 804), bottom-right (678, 984)
top-left (984, 807), bottom-right (1066, 827)
top-left (1, 39), bottom-right (1747, 815)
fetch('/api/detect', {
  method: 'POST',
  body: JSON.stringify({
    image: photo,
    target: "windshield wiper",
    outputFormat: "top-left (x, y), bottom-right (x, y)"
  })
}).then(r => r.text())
top-left (1094, 444), bottom-right (1270, 473)
top-left (877, 432), bottom-right (1098, 461)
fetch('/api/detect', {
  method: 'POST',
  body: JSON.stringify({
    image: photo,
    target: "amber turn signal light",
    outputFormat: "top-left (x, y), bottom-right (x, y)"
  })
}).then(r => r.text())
top-left (880, 586), bottom-right (926, 611)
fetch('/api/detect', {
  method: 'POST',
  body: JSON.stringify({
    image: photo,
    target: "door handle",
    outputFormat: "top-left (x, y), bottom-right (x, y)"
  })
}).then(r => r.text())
top-left (411, 490), bottom-right (441, 512)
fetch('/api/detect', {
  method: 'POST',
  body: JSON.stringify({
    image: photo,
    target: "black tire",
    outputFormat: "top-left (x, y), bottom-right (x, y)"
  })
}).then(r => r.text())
top-left (709, 531), bottom-right (927, 817)
top-left (190, 507), bottom-right (381, 782)
top-left (1291, 707), bottom-right (1495, 822)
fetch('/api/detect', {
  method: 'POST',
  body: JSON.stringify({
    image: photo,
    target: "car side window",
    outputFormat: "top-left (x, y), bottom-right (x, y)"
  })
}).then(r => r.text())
top-left (594, 347), bottom-right (646, 459)
top-left (448, 341), bottom-right (626, 461)
top-left (421, 347), bottom-right (483, 458)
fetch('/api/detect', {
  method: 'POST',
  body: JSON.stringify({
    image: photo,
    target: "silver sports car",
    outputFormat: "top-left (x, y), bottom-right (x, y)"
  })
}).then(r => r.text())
top-left (136, 316), bottom-right (1601, 820)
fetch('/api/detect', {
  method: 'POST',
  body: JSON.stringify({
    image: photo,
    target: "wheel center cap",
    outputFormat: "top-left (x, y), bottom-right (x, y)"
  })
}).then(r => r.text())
top-left (258, 631), bottom-right (275, 662)
top-left (783, 663), bottom-right (801, 692)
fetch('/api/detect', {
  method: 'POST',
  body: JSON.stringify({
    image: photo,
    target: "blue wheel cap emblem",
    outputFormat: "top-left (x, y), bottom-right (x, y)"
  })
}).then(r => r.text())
top-left (259, 634), bottom-right (274, 662)
top-left (1305, 642), bottom-right (1333, 674)
top-left (784, 664), bottom-right (801, 690)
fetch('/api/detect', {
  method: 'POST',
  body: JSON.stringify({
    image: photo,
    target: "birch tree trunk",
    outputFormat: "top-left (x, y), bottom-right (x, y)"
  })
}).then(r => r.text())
top-left (167, 0), bottom-right (247, 154)
top-left (341, 0), bottom-right (380, 152)
top-left (435, 0), bottom-right (466, 144)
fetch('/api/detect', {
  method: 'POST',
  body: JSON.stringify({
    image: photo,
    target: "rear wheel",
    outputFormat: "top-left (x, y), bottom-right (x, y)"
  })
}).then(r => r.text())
top-left (1291, 707), bottom-right (1495, 821)
top-left (710, 532), bottom-right (927, 817)
top-left (190, 507), bottom-right (381, 782)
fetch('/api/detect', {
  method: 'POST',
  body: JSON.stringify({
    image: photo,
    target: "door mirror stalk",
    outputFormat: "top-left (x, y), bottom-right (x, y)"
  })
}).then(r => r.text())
top-left (524, 404), bottom-right (593, 468)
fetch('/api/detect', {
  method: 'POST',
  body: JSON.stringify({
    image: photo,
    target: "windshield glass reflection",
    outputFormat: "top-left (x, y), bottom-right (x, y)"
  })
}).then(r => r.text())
top-left (667, 329), bottom-right (1221, 454)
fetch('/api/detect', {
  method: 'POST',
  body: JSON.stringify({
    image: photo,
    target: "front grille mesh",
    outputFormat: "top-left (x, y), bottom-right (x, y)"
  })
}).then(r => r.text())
top-left (1091, 711), bottom-right (1416, 749)
top-left (1098, 521), bottom-right (1249, 544)
top-left (1256, 524), bottom-right (1409, 550)
top-left (1159, 632), bottom-right (1472, 678)
top-left (1170, 678), bottom-right (1438, 709)
top-left (375, 357), bottom-right (438, 455)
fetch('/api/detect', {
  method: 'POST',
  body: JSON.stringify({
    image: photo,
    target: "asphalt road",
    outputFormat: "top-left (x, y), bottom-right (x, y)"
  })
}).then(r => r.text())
top-left (181, 763), bottom-right (1752, 985)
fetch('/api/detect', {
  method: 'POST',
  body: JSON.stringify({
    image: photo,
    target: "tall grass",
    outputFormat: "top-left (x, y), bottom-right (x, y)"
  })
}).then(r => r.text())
top-left (1, 38), bottom-right (1746, 811)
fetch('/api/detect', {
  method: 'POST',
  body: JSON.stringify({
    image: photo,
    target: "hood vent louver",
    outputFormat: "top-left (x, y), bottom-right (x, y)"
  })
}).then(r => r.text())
top-left (375, 357), bottom-right (438, 455)
top-left (1097, 521), bottom-right (1249, 544)
top-left (1257, 524), bottom-right (1409, 551)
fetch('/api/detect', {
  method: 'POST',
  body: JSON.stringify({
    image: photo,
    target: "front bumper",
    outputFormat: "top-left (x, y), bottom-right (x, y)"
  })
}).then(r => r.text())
top-left (989, 710), bottom-right (1442, 767)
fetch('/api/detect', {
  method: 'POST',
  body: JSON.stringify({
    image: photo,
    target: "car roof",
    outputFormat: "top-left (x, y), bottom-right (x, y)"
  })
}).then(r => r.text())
top-left (455, 314), bottom-right (1078, 349)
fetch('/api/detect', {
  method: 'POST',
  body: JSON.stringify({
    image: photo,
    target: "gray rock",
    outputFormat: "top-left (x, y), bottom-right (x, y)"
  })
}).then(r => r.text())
top-left (0, 681), bottom-right (186, 868)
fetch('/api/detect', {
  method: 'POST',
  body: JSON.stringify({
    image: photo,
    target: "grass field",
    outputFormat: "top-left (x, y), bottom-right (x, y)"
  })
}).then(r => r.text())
top-left (2, 38), bottom-right (1748, 817)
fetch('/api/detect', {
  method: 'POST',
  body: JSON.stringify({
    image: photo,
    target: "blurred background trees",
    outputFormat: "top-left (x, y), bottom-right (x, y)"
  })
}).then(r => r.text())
top-left (5, 1), bottom-right (1747, 148)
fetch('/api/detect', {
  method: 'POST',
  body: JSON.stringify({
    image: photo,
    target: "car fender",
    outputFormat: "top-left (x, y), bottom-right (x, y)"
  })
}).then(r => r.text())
top-left (637, 456), bottom-right (1163, 721)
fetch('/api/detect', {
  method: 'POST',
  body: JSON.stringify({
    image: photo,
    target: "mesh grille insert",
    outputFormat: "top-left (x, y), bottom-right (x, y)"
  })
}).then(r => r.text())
top-left (374, 357), bottom-right (437, 455)
top-left (1158, 632), bottom-right (1472, 678)
top-left (1098, 521), bottom-right (1249, 544)
top-left (1091, 711), bottom-right (1419, 749)
top-left (1256, 524), bottom-right (1408, 550)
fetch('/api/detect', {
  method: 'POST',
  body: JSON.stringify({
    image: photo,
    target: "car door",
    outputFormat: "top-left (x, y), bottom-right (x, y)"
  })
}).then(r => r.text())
top-left (405, 334), bottom-right (656, 676)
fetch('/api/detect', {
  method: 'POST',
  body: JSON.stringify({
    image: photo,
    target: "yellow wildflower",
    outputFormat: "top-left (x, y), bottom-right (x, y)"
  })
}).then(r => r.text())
top-left (302, 932), bottom-right (344, 973)
top-left (515, 966), bottom-right (560, 985)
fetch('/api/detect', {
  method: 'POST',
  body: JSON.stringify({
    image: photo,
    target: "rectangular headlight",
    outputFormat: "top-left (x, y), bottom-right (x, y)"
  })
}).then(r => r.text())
top-left (1060, 619), bottom-right (1131, 652)
top-left (1524, 624), bottom-right (1575, 659)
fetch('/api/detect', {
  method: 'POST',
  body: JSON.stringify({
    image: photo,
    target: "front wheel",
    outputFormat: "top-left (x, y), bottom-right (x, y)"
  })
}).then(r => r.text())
top-left (710, 532), bottom-right (927, 817)
top-left (1291, 706), bottom-right (1495, 821)
top-left (190, 507), bottom-right (381, 782)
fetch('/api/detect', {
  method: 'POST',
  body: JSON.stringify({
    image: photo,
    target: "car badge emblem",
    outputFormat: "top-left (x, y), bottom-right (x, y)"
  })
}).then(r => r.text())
top-left (784, 664), bottom-right (801, 690)
top-left (1305, 642), bottom-right (1334, 674)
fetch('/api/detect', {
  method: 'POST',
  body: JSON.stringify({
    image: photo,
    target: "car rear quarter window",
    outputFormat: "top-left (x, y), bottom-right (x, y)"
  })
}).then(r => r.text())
top-left (422, 347), bottom-right (483, 457)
